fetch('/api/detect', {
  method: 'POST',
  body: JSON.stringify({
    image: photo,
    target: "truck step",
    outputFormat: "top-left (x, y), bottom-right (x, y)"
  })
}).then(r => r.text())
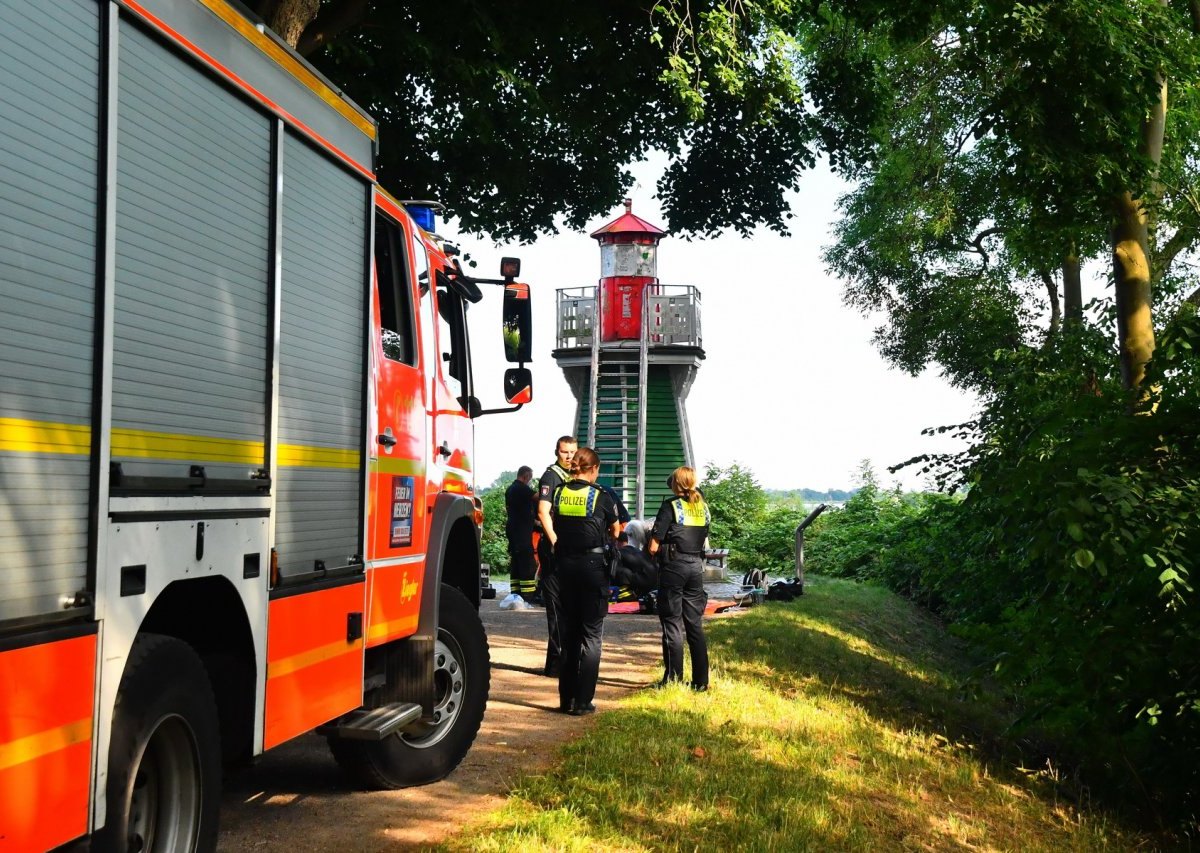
top-left (319, 702), bottom-right (423, 741)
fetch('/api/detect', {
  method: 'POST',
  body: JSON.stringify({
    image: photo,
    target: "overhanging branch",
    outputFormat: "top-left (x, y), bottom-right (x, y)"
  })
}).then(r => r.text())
top-left (297, 0), bottom-right (369, 57)
top-left (1039, 268), bottom-right (1061, 348)
top-left (962, 226), bottom-right (1003, 268)
top-left (1156, 225), bottom-right (1196, 282)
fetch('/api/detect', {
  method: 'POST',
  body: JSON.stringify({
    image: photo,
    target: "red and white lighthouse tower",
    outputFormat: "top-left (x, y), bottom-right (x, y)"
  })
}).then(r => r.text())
top-left (553, 200), bottom-right (705, 517)
top-left (592, 199), bottom-right (666, 341)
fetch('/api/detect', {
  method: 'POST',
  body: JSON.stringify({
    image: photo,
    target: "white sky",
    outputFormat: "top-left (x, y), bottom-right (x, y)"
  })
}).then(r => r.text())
top-left (460, 156), bottom-right (978, 493)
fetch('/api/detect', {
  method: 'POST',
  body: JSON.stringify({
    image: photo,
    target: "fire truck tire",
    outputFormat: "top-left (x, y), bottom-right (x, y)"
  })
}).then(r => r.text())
top-left (94, 633), bottom-right (221, 853)
top-left (329, 583), bottom-right (490, 789)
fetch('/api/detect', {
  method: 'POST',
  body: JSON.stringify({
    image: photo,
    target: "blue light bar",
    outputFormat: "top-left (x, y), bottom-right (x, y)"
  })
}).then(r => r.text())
top-left (403, 201), bottom-right (438, 232)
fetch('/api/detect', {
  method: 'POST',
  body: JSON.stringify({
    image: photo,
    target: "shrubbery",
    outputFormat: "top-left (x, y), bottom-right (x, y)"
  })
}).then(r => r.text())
top-left (707, 312), bottom-right (1200, 827)
top-left (480, 483), bottom-right (511, 575)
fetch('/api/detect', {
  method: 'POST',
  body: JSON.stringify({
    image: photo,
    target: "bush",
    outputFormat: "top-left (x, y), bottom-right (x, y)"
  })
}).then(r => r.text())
top-left (838, 314), bottom-right (1200, 824)
top-left (726, 504), bottom-right (807, 576)
top-left (700, 462), bottom-right (768, 547)
top-left (480, 485), bottom-right (511, 574)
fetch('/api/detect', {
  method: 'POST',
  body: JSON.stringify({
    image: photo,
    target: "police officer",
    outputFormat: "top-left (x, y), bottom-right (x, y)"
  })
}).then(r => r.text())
top-left (504, 466), bottom-right (537, 599)
top-left (543, 447), bottom-right (619, 715)
top-left (648, 465), bottom-right (711, 691)
top-left (535, 435), bottom-right (576, 676)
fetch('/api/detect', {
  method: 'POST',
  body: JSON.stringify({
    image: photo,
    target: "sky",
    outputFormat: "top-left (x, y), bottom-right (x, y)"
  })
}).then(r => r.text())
top-left (459, 156), bottom-right (979, 494)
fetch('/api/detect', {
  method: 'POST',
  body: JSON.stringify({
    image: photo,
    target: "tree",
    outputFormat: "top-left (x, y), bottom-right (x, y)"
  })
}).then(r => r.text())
top-left (248, 1), bottom-right (1200, 355)
top-left (801, 0), bottom-right (1200, 393)
top-left (242, 0), bottom-right (813, 241)
top-left (699, 462), bottom-right (767, 545)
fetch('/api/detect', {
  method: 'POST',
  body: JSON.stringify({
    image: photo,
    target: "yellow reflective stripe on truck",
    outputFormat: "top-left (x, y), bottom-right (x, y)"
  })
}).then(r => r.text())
top-left (193, 0), bottom-right (377, 141)
top-left (0, 418), bottom-right (360, 469)
top-left (0, 417), bottom-right (91, 455)
top-left (0, 717), bottom-right (92, 772)
top-left (276, 444), bottom-right (359, 469)
top-left (112, 429), bottom-right (264, 464)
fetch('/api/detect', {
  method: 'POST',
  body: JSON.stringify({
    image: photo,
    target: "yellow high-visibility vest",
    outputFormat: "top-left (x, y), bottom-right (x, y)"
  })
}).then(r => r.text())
top-left (671, 496), bottom-right (710, 527)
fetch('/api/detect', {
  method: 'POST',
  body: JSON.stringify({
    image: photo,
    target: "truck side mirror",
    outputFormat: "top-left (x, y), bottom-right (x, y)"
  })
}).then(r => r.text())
top-left (504, 368), bottom-right (532, 405)
top-left (502, 283), bottom-right (532, 363)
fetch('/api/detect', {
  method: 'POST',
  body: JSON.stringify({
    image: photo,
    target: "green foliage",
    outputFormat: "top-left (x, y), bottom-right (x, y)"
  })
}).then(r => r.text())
top-left (798, 318), bottom-right (1200, 825)
top-left (294, 1), bottom-right (813, 241)
top-left (699, 462), bottom-right (768, 547)
top-left (726, 503), bottom-right (806, 576)
top-left (480, 484), bottom-right (512, 575)
top-left (814, 0), bottom-right (1200, 392)
top-left (803, 462), bottom-right (932, 583)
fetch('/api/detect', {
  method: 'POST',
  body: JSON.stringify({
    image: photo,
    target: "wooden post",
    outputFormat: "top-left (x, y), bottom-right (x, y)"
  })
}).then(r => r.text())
top-left (794, 503), bottom-right (829, 593)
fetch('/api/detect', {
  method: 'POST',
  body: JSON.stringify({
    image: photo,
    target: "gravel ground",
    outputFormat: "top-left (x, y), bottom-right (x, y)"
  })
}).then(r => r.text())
top-left (217, 594), bottom-right (676, 850)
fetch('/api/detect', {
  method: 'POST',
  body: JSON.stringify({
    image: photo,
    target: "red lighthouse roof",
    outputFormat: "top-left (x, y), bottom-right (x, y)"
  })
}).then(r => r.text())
top-left (590, 199), bottom-right (666, 240)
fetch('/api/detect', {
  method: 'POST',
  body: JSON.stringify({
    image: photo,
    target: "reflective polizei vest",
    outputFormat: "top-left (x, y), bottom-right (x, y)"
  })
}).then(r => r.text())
top-left (552, 481), bottom-right (608, 552)
top-left (548, 462), bottom-right (571, 483)
top-left (554, 482), bottom-right (599, 517)
top-left (661, 494), bottom-right (710, 557)
top-left (671, 496), bottom-right (711, 527)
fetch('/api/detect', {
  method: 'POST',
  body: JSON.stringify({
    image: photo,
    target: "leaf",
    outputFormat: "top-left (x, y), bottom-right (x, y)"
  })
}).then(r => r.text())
top-left (1074, 548), bottom-right (1095, 569)
top-left (1067, 522), bottom-right (1085, 542)
top-left (1142, 553), bottom-right (1157, 568)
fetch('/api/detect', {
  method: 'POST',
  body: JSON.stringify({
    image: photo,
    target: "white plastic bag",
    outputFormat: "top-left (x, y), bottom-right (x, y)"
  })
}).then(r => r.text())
top-left (498, 593), bottom-right (531, 611)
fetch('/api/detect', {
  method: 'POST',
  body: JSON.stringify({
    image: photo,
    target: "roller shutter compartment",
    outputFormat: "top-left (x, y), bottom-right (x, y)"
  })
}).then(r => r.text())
top-left (111, 20), bottom-right (271, 487)
top-left (274, 133), bottom-right (368, 578)
top-left (0, 0), bottom-right (99, 621)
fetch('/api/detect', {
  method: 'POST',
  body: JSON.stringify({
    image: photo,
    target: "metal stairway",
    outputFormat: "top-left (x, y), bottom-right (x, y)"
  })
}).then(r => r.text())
top-left (587, 361), bottom-right (641, 507)
top-left (558, 283), bottom-right (702, 520)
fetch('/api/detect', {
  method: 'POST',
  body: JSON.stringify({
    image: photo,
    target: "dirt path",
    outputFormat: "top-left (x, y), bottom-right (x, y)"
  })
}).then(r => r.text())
top-left (217, 600), bottom-right (663, 850)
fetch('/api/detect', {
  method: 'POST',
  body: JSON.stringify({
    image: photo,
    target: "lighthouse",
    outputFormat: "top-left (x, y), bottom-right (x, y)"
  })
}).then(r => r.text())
top-left (553, 200), bottom-right (705, 518)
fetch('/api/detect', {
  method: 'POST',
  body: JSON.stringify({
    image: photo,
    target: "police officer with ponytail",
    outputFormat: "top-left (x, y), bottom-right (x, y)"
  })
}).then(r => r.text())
top-left (536, 436), bottom-right (577, 676)
top-left (542, 447), bottom-right (619, 715)
top-left (648, 465), bottom-right (711, 691)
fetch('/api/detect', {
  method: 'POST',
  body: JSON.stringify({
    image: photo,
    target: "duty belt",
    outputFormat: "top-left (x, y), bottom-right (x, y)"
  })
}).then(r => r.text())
top-left (561, 545), bottom-right (605, 556)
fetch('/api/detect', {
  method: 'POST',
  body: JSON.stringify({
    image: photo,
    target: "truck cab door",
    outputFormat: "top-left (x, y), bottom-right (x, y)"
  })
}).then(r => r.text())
top-left (429, 261), bottom-right (475, 495)
top-left (365, 207), bottom-right (428, 646)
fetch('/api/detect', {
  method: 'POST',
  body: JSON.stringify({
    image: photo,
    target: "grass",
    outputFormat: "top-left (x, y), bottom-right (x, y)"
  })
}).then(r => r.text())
top-left (442, 578), bottom-right (1158, 852)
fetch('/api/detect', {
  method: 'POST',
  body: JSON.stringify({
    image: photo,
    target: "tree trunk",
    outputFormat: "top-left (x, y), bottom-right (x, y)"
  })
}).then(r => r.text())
top-left (1062, 248), bottom-right (1082, 326)
top-left (1040, 269), bottom-right (1061, 348)
top-left (1111, 36), bottom-right (1167, 391)
top-left (1112, 192), bottom-right (1156, 389)
top-left (266, 0), bottom-right (319, 49)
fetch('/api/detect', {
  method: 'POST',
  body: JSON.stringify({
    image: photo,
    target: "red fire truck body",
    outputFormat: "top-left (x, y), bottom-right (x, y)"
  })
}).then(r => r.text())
top-left (0, 1), bottom-right (532, 849)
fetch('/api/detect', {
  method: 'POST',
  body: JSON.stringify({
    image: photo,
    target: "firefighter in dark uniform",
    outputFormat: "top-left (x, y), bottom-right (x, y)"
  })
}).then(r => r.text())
top-left (504, 466), bottom-right (537, 599)
top-left (535, 435), bottom-right (577, 676)
top-left (648, 465), bottom-right (711, 690)
top-left (543, 447), bottom-right (619, 715)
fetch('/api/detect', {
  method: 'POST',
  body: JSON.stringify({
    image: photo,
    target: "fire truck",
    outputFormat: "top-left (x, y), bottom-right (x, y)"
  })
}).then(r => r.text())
top-left (0, 0), bottom-right (534, 849)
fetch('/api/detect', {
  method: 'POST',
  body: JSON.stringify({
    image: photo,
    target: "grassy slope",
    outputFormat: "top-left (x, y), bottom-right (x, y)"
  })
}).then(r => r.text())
top-left (442, 578), bottom-right (1154, 852)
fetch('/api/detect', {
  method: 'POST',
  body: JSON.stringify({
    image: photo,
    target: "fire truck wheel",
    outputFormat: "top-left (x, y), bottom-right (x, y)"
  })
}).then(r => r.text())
top-left (330, 583), bottom-right (490, 788)
top-left (95, 633), bottom-right (221, 853)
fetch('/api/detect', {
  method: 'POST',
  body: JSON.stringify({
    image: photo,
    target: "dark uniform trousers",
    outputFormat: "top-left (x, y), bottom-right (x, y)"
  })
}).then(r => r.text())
top-left (658, 553), bottom-right (709, 688)
top-left (506, 524), bottom-right (537, 598)
top-left (556, 551), bottom-right (610, 709)
top-left (537, 534), bottom-right (562, 674)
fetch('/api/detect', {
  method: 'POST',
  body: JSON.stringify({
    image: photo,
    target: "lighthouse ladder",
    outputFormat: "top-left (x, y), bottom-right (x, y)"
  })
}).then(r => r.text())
top-left (584, 286), bottom-right (648, 516)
